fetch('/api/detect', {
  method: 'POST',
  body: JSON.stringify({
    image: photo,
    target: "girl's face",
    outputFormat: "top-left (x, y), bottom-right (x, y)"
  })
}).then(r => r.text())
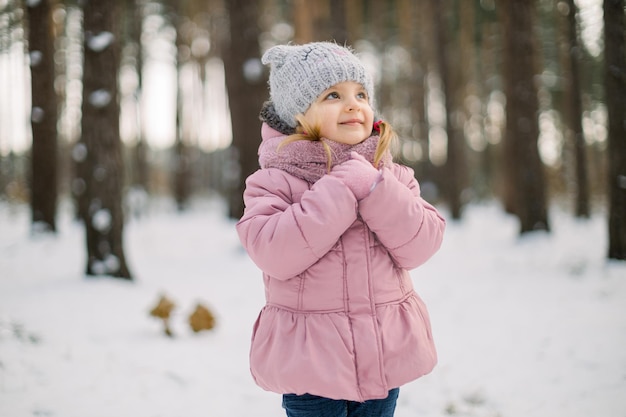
top-left (302, 81), bottom-right (374, 145)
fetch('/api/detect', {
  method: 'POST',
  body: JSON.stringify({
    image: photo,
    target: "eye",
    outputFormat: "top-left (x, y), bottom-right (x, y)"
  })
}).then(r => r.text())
top-left (325, 91), bottom-right (340, 100)
top-left (357, 91), bottom-right (367, 100)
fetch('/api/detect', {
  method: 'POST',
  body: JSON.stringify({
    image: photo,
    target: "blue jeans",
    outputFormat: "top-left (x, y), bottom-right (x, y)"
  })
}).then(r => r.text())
top-left (282, 388), bottom-right (400, 417)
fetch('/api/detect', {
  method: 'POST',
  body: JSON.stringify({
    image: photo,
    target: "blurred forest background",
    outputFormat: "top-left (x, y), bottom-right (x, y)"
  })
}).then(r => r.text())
top-left (0, 0), bottom-right (624, 280)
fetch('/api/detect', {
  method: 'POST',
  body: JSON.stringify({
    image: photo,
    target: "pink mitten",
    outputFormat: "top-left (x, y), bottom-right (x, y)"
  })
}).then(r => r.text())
top-left (331, 152), bottom-right (381, 200)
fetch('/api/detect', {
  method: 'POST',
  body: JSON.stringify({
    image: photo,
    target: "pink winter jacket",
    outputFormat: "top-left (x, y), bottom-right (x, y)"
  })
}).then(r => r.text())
top-left (236, 128), bottom-right (446, 402)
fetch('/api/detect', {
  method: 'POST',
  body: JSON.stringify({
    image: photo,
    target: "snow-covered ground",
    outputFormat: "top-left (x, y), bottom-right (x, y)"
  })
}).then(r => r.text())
top-left (1, 197), bottom-right (625, 417)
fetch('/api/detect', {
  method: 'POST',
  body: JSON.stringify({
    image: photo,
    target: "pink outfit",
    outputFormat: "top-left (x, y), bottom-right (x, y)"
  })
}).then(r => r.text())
top-left (236, 124), bottom-right (446, 402)
top-left (330, 152), bottom-right (382, 200)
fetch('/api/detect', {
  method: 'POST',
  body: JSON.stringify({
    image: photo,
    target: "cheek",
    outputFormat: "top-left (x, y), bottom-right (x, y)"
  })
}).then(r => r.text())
top-left (303, 107), bottom-right (324, 127)
top-left (364, 108), bottom-right (375, 127)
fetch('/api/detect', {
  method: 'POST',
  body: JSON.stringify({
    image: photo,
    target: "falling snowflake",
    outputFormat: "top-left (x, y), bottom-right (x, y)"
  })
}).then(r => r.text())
top-left (29, 51), bottom-right (42, 67)
top-left (72, 143), bottom-right (87, 162)
top-left (87, 32), bottom-right (115, 52)
top-left (93, 166), bottom-right (107, 182)
top-left (92, 209), bottom-right (112, 232)
top-left (89, 89), bottom-right (111, 108)
top-left (90, 255), bottom-right (119, 275)
top-left (243, 58), bottom-right (263, 82)
top-left (90, 260), bottom-right (107, 275)
top-left (31, 107), bottom-right (44, 123)
top-left (72, 178), bottom-right (86, 196)
top-left (104, 255), bottom-right (120, 272)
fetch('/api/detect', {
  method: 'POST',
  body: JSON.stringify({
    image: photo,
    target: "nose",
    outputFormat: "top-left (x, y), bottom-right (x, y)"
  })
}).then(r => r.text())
top-left (345, 97), bottom-right (360, 112)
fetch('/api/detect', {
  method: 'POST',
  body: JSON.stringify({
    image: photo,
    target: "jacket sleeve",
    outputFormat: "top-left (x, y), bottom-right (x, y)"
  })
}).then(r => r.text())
top-left (358, 164), bottom-right (445, 270)
top-left (236, 168), bottom-right (358, 280)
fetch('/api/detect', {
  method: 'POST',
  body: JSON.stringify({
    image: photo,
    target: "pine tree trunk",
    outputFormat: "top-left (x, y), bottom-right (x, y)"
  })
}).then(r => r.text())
top-left (328, 0), bottom-right (348, 45)
top-left (77, 0), bottom-right (132, 279)
top-left (604, 0), bottom-right (626, 260)
top-left (564, 0), bottom-right (590, 218)
top-left (407, 0), bottom-right (431, 181)
top-left (293, 0), bottom-right (315, 43)
top-left (168, 3), bottom-right (193, 212)
top-left (398, 0), bottom-right (432, 182)
top-left (223, 0), bottom-right (266, 220)
top-left (499, 0), bottom-right (550, 233)
top-left (127, 0), bottom-right (149, 192)
top-left (27, 0), bottom-right (58, 232)
top-left (432, 0), bottom-right (465, 219)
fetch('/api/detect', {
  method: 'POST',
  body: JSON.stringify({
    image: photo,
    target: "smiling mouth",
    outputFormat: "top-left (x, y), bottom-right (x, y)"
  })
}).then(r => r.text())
top-left (340, 120), bottom-right (363, 125)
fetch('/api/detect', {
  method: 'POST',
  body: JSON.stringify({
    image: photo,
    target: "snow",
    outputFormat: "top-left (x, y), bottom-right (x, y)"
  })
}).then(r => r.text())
top-left (71, 178), bottom-right (86, 197)
top-left (71, 143), bottom-right (87, 163)
top-left (29, 51), bottom-right (42, 67)
top-left (88, 89), bottom-right (112, 108)
top-left (243, 58), bottom-right (263, 83)
top-left (30, 107), bottom-right (44, 123)
top-left (90, 255), bottom-right (120, 276)
top-left (87, 32), bottom-right (115, 53)
top-left (1, 197), bottom-right (625, 417)
top-left (91, 209), bottom-right (111, 232)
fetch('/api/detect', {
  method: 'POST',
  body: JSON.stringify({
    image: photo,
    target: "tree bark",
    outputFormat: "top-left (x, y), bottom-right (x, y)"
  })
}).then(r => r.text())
top-left (293, 0), bottom-right (315, 43)
top-left (171, 7), bottom-right (192, 211)
top-left (499, 0), bottom-right (550, 233)
top-left (77, 0), bottom-right (132, 279)
top-left (27, 0), bottom-right (58, 232)
top-left (223, 0), bottom-right (266, 219)
top-left (563, 0), bottom-right (590, 218)
top-left (432, 0), bottom-right (465, 219)
top-left (328, 0), bottom-right (348, 45)
top-left (127, 0), bottom-right (149, 193)
top-left (407, 0), bottom-right (431, 181)
top-left (604, 0), bottom-right (626, 260)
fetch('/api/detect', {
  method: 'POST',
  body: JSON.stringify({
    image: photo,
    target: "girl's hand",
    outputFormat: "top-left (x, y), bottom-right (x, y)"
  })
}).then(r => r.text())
top-left (330, 152), bottom-right (381, 200)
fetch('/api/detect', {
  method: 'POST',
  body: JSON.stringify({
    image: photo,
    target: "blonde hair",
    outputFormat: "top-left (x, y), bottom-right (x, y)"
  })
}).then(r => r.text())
top-left (278, 115), bottom-right (397, 172)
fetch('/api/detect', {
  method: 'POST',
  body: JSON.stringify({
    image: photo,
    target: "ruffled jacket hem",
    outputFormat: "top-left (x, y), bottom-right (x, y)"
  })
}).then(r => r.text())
top-left (249, 291), bottom-right (437, 402)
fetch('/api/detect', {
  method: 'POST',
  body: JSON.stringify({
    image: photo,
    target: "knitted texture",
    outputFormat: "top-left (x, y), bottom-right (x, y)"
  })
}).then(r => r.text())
top-left (258, 130), bottom-right (391, 184)
top-left (259, 101), bottom-right (296, 135)
top-left (261, 42), bottom-right (374, 128)
top-left (330, 152), bottom-right (382, 200)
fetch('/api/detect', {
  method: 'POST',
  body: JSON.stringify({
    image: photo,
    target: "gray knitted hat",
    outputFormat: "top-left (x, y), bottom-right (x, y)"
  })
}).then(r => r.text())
top-left (262, 42), bottom-right (374, 128)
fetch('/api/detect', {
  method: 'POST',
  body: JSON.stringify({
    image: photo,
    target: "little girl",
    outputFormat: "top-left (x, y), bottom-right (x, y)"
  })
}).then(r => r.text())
top-left (236, 42), bottom-right (446, 417)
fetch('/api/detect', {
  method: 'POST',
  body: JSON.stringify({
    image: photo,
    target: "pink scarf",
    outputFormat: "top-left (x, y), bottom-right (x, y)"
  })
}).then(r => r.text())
top-left (258, 124), bottom-right (392, 184)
